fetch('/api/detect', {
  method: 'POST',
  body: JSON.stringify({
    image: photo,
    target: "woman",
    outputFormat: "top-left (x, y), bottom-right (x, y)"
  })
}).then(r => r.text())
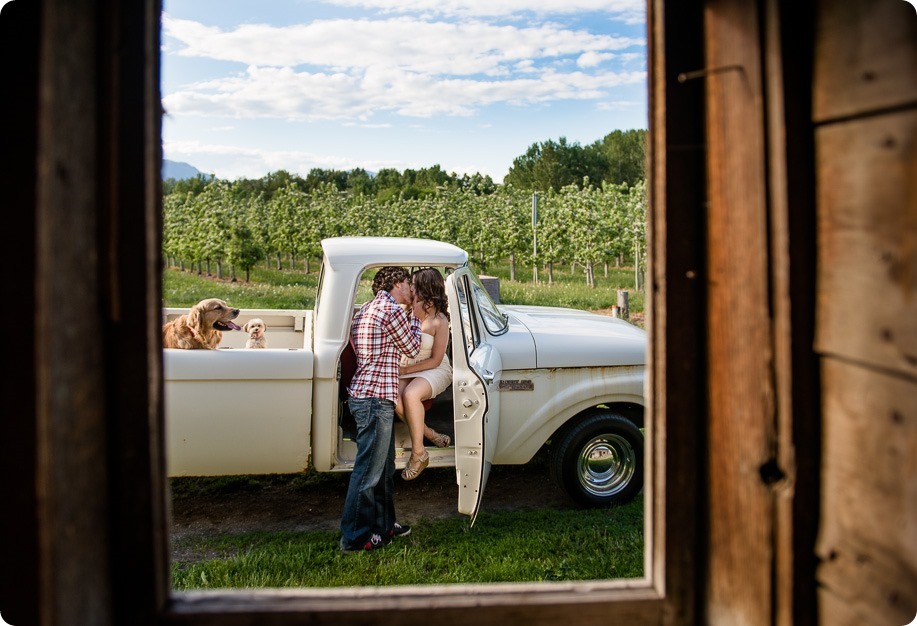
top-left (395, 267), bottom-right (453, 481)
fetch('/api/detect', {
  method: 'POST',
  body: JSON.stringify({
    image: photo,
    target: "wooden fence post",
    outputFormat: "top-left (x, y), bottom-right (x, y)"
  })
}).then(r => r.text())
top-left (617, 290), bottom-right (629, 320)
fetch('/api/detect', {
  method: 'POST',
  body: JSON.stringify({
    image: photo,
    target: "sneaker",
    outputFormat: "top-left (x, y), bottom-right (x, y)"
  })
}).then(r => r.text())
top-left (342, 533), bottom-right (391, 554)
top-left (389, 522), bottom-right (411, 538)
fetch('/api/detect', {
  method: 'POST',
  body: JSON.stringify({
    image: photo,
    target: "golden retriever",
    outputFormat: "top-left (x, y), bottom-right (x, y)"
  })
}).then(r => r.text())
top-left (243, 318), bottom-right (267, 349)
top-left (163, 298), bottom-right (241, 349)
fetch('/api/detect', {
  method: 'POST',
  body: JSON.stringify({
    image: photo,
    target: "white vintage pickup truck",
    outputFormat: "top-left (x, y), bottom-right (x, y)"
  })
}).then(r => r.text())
top-left (163, 236), bottom-right (647, 520)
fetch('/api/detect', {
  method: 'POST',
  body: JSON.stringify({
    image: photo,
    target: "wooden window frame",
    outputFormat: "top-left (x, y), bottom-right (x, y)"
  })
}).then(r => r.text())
top-left (149, 4), bottom-right (702, 621)
top-left (149, 3), bottom-right (705, 621)
top-left (13, 0), bottom-right (816, 623)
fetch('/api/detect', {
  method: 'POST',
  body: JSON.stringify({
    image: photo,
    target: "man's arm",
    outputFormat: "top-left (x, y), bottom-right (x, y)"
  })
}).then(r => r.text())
top-left (385, 304), bottom-right (422, 358)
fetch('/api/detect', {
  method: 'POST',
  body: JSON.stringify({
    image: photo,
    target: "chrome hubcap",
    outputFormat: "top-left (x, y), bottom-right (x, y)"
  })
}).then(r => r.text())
top-left (576, 434), bottom-right (637, 497)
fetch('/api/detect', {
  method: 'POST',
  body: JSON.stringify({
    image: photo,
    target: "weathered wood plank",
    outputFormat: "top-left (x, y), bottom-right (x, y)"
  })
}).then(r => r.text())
top-left (704, 1), bottom-right (775, 624)
top-left (818, 587), bottom-right (872, 626)
top-left (763, 2), bottom-right (822, 624)
top-left (163, 591), bottom-right (664, 626)
top-left (816, 358), bottom-right (917, 625)
top-left (649, 0), bottom-right (708, 622)
top-left (815, 111), bottom-right (917, 379)
top-left (813, 0), bottom-right (917, 122)
top-left (35, 2), bottom-right (114, 625)
top-left (103, 1), bottom-right (172, 623)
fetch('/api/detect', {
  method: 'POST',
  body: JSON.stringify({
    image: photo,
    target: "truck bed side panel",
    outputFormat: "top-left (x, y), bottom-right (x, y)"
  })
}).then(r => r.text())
top-left (164, 349), bottom-right (313, 476)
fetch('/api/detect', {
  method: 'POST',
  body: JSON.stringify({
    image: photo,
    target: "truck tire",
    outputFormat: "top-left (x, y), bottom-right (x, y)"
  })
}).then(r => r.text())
top-left (550, 411), bottom-right (644, 507)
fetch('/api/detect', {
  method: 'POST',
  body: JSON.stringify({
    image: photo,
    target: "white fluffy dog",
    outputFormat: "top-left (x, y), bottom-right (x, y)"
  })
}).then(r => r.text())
top-left (243, 318), bottom-right (267, 349)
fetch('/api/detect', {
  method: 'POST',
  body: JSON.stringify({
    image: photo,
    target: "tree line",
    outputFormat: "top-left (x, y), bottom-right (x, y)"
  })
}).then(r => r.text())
top-left (164, 129), bottom-right (646, 201)
top-left (503, 129), bottom-right (646, 192)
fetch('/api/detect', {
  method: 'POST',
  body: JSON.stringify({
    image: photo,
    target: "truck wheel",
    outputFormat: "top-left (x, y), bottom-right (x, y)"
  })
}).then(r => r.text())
top-left (550, 412), bottom-right (644, 507)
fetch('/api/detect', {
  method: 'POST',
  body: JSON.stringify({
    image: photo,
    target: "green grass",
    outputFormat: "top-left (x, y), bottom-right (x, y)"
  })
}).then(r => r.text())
top-left (500, 279), bottom-right (644, 313)
top-left (171, 499), bottom-right (644, 589)
top-left (485, 262), bottom-right (645, 315)
top-left (163, 266), bottom-right (321, 309)
top-left (164, 258), bottom-right (645, 319)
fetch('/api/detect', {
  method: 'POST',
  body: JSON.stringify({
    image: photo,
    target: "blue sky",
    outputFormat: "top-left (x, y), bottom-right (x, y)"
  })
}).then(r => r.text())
top-left (165, 1), bottom-right (649, 181)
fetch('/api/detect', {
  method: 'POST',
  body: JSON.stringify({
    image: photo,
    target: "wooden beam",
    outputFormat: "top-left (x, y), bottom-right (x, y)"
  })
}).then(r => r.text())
top-left (34, 0), bottom-right (113, 623)
top-left (649, 0), bottom-right (708, 623)
top-left (763, 1), bottom-right (821, 624)
top-left (703, 1), bottom-right (775, 623)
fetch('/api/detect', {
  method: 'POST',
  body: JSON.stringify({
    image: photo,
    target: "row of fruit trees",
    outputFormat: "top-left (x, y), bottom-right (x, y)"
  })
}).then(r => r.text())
top-left (162, 178), bottom-right (646, 287)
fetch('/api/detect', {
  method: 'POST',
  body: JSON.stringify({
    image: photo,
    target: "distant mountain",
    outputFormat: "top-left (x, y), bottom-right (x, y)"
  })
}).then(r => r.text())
top-left (162, 160), bottom-right (202, 180)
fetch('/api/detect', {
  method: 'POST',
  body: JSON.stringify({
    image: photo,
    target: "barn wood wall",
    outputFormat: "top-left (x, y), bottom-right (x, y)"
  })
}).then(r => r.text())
top-left (3, 0), bottom-right (915, 624)
top-left (811, 1), bottom-right (917, 624)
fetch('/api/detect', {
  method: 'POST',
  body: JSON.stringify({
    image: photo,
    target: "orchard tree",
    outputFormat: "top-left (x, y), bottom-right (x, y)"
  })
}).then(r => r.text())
top-left (162, 192), bottom-right (193, 270)
top-left (626, 180), bottom-right (647, 290)
top-left (418, 186), bottom-right (462, 245)
top-left (269, 183), bottom-right (307, 269)
top-left (194, 179), bottom-right (235, 278)
top-left (226, 220), bottom-right (261, 282)
top-left (530, 189), bottom-right (570, 284)
top-left (560, 180), bottom-right (610, 287)
top-left (489, 186), bottom-right (530, 280)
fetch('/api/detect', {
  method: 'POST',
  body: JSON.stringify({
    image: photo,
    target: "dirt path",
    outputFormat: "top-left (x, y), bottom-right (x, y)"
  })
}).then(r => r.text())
top-left (169, 458), bottom-right (576, 560)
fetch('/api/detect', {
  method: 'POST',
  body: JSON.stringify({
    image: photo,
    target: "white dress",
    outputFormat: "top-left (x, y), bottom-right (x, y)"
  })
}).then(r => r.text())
top-left (400, 332), bottom-right (452, 397)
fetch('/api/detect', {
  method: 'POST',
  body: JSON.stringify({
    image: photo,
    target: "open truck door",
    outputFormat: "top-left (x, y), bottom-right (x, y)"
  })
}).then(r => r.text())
top-left (446, 268), bottom-right (503, 524)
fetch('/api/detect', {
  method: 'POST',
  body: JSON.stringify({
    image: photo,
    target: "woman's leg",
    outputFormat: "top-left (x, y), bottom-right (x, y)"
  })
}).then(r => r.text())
top-left (394, 378), bottom-right (409, 420)
top-left (401, 377), bottom-right (433, 458)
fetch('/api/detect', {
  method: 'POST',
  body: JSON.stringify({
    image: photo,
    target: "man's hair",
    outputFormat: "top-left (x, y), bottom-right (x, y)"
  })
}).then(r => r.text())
top-left (372, 266), bottom-right (409, 294)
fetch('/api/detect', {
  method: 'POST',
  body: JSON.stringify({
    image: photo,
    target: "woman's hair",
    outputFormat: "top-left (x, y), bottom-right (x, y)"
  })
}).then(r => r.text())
top-left (411, 268), bottom-right (449, 319)
top-left (372, 266), bottom-right (410, 294)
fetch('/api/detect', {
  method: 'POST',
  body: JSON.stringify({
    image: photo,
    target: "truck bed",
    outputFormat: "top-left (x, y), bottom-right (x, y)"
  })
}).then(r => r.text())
top-left (162, 308), bottom-right (312, 350)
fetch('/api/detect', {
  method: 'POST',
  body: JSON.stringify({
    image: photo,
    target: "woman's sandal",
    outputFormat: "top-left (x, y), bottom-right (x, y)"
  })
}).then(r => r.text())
top-left (401, 450), bottom-right (429, 481)
top-left (427, 429), bottom-right (451, 448)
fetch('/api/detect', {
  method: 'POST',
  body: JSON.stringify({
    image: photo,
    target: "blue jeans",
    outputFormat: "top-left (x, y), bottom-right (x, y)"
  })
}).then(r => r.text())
top-left (340, 396), bottom-right (396, 550)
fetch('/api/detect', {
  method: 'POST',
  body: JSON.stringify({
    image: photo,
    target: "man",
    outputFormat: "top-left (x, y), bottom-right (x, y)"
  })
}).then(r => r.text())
top-left (340, 266), bottom-right (422, 553)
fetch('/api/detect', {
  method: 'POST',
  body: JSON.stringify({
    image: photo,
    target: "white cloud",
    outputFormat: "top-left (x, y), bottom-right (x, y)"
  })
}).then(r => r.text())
top-left (342, 122), bottom-right (394, 128)
top-left (162, 16), bottom-right (642, 72)
top-left (162, 15), bottom-right (645, 123)
top-left (325, 0), bottom-right (646, 24)
top-left (163, 64), bottom-right (645, 121)
top-left (577, 51), bottom-right (615, 68)
top-left (596, 100), bottom-right (642, 112)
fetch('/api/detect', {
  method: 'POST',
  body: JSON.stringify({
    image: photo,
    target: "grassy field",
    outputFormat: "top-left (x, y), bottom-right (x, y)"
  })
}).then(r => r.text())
top-left (164, 257), bottom-right (645, 319)
top-left (163, 265), bottom-right (321, 309)
top-left (171, 498), bottom-right (644, 589)
top-left (165, 256), bottom-right (646, 589)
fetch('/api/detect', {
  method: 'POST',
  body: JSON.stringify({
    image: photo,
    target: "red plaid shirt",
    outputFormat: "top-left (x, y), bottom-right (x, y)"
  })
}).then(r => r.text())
top-left (348, 290), bottom-right (422, 402)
